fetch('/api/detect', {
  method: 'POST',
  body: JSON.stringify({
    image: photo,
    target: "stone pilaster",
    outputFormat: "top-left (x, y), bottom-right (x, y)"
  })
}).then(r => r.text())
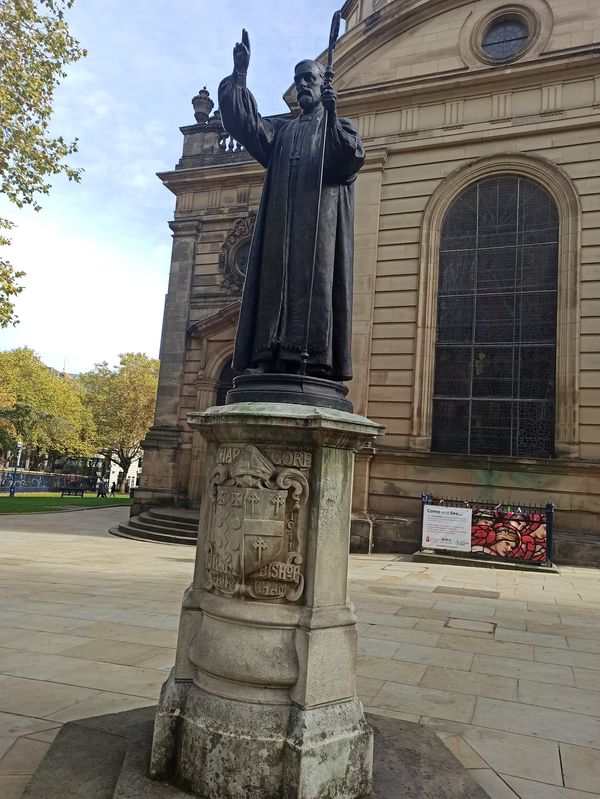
top-left (131, 218), bottom-right (200, 515)
top-left (186, 378), bottom-right (218, 508)
top-left (150, 403), bottom-right (384, 799)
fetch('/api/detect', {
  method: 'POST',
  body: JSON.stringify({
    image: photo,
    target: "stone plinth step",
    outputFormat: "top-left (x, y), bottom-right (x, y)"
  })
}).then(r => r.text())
top-left (113, 738), bottom-right (190, 799)
top-left (369, 715), bottom-right (490, 798)
top-left (23, 706), bottom-right (490, 799)
top-left (413, 549), bottom-right (559, 573)
top-left (22, 706), bottom-right (155, 799)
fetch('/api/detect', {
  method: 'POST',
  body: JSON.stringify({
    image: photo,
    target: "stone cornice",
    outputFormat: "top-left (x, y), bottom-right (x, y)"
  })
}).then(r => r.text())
top-left (374, 445), bottom-right (600, 474)
top-left (362, 146), bottom-right (388, 172)
top-left (340, 0), bottom-right (358, 19)
top-left (188, 404), bottom-right (384, 450)
top-left (187, 302), bottom-right (240, 340)
top-left (160, 59), bottom-right (600, 195)
top-left (142, 425), bottom-right (180, 450)
top-left (168, 217), bottom-right (201, 237)
top-left (194, 377), bottom-right (220, 390)
top-left (163, 107), bottom-right (600, 195)
top-left (381, 110), bottom-right (600, 156)
top-left (335, 52), bottom-right (600, 118)
top-left (158, 162), bottom-right (265, 195)
top-left (193, 209), bottom-right (259, 224)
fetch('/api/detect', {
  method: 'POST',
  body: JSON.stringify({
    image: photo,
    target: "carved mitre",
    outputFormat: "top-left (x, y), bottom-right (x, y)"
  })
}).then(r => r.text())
top-left (229, 444), bottom-right (273, 488)
top-left (219, 211), bottom-right (256, 292)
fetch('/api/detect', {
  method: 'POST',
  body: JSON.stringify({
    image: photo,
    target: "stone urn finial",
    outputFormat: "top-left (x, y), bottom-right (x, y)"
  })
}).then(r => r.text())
top-left (192, 87), bottom-right (214, 124)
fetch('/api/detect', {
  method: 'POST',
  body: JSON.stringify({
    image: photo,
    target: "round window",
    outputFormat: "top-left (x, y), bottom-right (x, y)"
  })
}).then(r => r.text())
top-left (482, 17), bottom-right (529, 60)
top-left (234, 240), bottom-right (250, 279)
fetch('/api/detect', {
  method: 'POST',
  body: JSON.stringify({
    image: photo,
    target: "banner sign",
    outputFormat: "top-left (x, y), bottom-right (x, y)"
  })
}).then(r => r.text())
top-left (420, 495), bottom-right (553, 564)
top-left (422, 505), bottom-right (472, 552)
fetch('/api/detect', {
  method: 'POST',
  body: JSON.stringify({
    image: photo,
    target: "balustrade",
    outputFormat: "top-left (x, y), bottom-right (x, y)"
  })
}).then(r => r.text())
top-left (218, 131), bottom-right (244, 153)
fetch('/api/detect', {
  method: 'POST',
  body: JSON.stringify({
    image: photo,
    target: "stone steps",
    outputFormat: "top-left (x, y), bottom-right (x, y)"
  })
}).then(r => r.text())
top-left (109, 507), bottom-right (199, 547)
top-left (130, 514), bottom-right (196, 537)
top-left (147, 508), bottom-right (199, 525)
top-left (109, 524), bottom-right (195, 546)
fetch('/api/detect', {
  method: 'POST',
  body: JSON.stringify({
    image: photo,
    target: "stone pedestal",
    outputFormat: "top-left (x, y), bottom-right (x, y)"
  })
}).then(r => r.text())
top-left (150, 402), bottom-right (384, 799)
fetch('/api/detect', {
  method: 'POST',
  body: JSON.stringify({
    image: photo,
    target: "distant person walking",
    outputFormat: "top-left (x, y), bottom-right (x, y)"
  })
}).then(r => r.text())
top-left (110, 482), bottom-right (117, 497)
top-left (96, 479), bottom-right (107, 498)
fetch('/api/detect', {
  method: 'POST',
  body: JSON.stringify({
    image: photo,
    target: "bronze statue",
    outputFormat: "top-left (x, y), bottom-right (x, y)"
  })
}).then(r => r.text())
top-left (219, 22), bottom-right (364, 399)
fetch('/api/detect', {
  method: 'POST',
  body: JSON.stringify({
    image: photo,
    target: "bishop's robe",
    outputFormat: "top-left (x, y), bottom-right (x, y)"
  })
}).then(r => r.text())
top-left (218, 71), bottom-right (365, 382)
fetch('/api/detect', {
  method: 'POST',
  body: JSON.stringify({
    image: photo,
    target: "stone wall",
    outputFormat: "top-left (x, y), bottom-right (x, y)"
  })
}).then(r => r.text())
top-left (136, 0), bottom-right (600, 563)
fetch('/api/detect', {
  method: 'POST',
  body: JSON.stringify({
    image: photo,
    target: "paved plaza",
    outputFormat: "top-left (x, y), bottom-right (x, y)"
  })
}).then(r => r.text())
top-left (0, 508), bottom-right (599, 798)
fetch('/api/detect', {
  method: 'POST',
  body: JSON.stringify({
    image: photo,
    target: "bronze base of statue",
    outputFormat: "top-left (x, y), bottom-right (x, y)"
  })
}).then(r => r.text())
top-left (226, 373), bottom-right (352, 412)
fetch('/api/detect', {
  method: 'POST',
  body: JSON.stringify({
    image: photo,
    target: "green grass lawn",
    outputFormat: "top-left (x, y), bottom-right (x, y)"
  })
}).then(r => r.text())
top-left (0, 494), bottom-right (132, 514)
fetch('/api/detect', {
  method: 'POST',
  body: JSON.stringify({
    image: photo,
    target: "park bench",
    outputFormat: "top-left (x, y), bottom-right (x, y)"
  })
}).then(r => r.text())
top-left (61, 488), bottom-right (85, 497)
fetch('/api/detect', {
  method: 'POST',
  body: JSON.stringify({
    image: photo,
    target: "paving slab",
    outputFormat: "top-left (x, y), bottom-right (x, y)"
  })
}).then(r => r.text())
top-left (0, 508), bottom-right (599, 798)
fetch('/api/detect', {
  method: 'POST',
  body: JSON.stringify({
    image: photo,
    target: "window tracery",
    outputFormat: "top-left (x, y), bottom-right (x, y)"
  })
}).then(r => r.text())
top-left (431, 176), bottom-right (558, 458)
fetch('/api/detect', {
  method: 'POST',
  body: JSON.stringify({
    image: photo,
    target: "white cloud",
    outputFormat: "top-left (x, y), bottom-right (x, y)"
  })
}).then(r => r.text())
top-left (1, 212), bottom-right (169, 373)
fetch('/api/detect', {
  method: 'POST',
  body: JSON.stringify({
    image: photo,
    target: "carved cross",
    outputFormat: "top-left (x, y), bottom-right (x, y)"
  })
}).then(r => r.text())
top-left (253, 537), bottom-right (267, 565)
top-left (246, 492), bottom-right (260, 513)
top-left (271, 493), bottom-right (285, 514)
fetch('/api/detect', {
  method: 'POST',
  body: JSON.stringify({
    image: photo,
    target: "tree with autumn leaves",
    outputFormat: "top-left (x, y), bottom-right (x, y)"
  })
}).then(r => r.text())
top-left (0, 0), bottom-right (86, 326)
top-left (0, 350), bottom-right (159, 492)
top-left (0, 347), bottom-right (95, 468)
top-left (79, 354), bottom-right (159, 493)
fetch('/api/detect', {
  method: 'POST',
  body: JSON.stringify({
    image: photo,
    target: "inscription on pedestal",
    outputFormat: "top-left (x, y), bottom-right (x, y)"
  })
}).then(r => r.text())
top-left (206, 444), bottom-right (310, 601)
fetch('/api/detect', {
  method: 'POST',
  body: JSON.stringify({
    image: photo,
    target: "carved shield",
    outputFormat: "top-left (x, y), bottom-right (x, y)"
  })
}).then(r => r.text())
top-left (241, 487), bottom-right (287, 576)
top-left (205, 487), bottom-right (244, 594)
top-left (206, 444), bottom-right (308, 602)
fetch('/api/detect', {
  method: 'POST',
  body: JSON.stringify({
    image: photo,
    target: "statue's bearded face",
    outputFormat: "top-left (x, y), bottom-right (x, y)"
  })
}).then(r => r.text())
top-left (294, 62), bottom-right (324, 112)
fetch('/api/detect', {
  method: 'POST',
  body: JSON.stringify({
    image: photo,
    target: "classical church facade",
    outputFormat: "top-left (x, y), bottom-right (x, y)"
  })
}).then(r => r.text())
top-left (131, 0), bottom-right (600, 565)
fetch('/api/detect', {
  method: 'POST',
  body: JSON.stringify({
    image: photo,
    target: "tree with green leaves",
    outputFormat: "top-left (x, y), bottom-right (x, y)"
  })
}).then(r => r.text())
top-left (0, 347), bottom-right (95, 467)
top-left (0, 355), bottom-right (18, 456)
top-left (79, 354), bottom-right (159, 493)
top-left (0, 0), bottom-right (86, 326)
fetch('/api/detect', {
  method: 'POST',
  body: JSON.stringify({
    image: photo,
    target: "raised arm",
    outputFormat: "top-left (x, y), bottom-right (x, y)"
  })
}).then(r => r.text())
top-left (218, 29), bottom-right (276, 169)
top-left (234, 28), bottom-right (251, 75)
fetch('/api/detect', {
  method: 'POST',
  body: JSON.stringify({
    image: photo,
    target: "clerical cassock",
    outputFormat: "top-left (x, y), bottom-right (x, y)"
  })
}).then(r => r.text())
top-left (218, 68), bottom-right (365, 382)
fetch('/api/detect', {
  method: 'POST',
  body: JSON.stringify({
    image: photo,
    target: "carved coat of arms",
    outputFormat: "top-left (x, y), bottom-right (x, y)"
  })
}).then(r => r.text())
top-left (205, 445), bottom-right (309, 602)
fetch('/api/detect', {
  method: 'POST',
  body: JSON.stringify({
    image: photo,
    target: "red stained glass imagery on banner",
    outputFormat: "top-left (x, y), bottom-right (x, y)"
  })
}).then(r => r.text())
top-left (470, 508), bottom-right (547, 562)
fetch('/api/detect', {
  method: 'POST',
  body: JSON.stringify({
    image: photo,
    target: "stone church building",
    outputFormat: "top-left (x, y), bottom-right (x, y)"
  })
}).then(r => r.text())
top-left (127, 0), bottom-right (600, 565)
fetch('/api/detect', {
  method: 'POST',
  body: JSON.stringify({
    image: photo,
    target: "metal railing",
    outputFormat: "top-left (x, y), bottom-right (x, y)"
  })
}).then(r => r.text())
top-left (0, 468), bottom-right (97, 494)
top-left (421, 493), bottom-right (554, 565)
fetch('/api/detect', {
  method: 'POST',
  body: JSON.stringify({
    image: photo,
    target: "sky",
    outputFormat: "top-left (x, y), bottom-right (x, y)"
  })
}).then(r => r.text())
top-left (0, 0), bottom-right (344, 373)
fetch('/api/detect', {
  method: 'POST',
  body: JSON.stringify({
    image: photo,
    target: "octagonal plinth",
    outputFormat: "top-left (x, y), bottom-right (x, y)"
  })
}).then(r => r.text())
top-left (150, 403), bottom-right (384, 799)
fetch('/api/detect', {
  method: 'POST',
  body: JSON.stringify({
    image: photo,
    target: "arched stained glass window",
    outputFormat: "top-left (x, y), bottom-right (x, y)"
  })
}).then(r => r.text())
top-left (431, 176), bottom-right (559, 458)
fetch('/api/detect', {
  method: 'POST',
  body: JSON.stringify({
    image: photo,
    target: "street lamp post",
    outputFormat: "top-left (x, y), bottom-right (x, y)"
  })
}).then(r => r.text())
top-left (9, 440), bottom-right (23, 498)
